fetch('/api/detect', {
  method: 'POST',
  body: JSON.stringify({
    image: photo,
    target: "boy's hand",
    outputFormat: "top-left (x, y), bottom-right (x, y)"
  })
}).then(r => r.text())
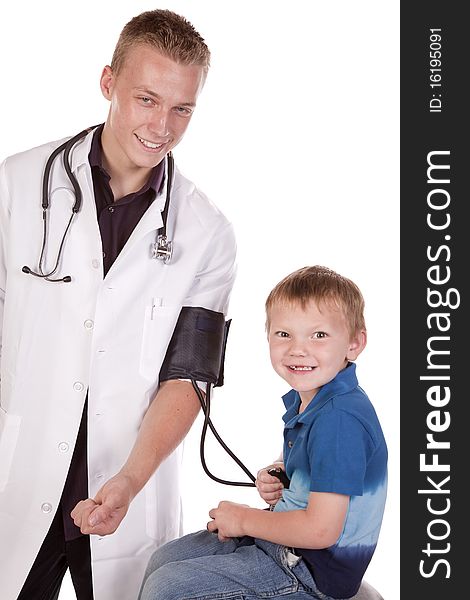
top-left (207, 501), bottom-right (250, 541)
top-left (255, 464), bottom-right (286, 506)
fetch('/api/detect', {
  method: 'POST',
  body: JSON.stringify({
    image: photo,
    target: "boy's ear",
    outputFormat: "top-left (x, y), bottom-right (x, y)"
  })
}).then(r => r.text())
top-left (346, 330), bottom-right (367, 361)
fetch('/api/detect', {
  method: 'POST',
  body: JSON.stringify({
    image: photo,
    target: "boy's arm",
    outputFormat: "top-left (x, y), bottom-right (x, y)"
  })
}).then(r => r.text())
top-left (207, 492), bottom-right (349, 549)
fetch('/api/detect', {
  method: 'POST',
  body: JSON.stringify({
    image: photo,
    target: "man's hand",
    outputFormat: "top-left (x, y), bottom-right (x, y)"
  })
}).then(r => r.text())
top-left (70, 380), bottom-right (201, 537)
top-left (255, 464), bottom-right (285, 506)
top-left (207, 501), bottom-right (250, 541)
top-left (71, 473), bottom-right (135, 536)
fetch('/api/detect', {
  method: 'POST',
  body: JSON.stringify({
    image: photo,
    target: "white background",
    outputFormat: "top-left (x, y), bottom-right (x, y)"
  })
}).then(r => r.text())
top-left (0, 1), bottom-right (399, 598)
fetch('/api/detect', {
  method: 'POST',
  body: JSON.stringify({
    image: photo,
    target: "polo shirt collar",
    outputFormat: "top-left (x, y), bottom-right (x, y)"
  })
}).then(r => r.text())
top-left (281, 362), bottom-right (359, 426)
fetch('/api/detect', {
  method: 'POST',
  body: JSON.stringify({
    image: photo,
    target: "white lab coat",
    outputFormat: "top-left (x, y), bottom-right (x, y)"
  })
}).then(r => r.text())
top-left (0, 129), bottom-right (236, 599)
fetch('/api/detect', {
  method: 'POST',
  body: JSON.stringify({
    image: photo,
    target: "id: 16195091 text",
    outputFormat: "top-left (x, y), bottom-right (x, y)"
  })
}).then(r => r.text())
top-left (429, 28), bottom-right (442, 113)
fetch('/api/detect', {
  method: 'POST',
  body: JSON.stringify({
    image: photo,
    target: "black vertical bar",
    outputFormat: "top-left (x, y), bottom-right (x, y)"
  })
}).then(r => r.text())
top-left (401, 2), bottom-right (466, 597)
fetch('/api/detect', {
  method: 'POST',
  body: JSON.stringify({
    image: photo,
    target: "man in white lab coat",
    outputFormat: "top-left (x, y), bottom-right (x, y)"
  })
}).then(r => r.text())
top-left (0, 9), bottom-right (236, 600)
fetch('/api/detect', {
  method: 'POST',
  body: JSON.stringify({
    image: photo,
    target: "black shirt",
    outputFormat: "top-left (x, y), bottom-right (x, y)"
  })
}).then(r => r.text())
top-left (89, 123), bottom-right (165, 274)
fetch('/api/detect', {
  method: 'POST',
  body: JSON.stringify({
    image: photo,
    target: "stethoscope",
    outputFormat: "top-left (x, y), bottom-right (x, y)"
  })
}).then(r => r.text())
top-left (22, 125), bottom-right (174, 283)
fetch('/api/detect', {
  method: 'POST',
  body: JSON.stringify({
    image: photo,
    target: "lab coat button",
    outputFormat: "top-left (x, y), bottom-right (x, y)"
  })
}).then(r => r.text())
top-left (92, 259), bottom-right (100, 269)
top-left (58, 442), bottom-right (69, 453)
top-left (84, 319), bottom-right (94, 330)
top-left (73, 382), bottom-right (84, 392)
top-left (41, 502), bottom-right (53, 514)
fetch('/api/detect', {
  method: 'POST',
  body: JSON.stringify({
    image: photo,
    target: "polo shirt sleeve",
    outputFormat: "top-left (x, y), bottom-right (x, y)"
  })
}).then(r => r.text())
top-left (307, 408), bottom-right (372, 496)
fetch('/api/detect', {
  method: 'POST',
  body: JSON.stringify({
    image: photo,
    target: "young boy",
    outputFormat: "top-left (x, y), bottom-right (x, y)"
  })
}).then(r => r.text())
top-left (138, 266), bottom-right (388, 600)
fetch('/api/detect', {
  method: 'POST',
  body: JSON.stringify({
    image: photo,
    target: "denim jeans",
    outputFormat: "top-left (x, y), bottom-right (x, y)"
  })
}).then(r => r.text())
top-left (138, 530), bottom-right (336, 600)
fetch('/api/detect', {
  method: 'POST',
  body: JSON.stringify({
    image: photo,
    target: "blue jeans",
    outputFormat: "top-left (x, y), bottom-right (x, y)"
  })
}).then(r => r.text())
top-left (138, 530), bottom-right (335, 600)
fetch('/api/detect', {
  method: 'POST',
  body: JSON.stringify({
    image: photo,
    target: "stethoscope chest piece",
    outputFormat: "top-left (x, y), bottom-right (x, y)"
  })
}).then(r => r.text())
top-left (152, 234), bottom-right (173, 263)
top-left (151, 152), bottom-right (174, 264)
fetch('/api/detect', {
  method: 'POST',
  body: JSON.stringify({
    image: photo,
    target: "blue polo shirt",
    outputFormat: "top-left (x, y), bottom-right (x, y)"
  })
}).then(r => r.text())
top-left (274, 363), bottom-right (388, 599)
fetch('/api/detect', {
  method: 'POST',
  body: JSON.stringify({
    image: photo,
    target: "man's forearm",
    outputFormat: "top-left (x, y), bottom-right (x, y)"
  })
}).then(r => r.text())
top-left (71, 380), bottom-right (201, 535)
top-left (119, 379), bottom-right (201, 497)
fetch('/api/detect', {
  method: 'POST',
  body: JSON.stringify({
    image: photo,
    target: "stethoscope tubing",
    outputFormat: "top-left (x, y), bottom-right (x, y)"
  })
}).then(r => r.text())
top-left (24, 125), bottom-right (173, 281)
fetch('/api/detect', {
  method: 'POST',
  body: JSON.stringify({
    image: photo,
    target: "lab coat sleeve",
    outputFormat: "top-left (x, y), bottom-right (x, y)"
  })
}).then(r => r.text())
top-left (183, 220), bottom-right (237, 316)
top-left (0, 159), bottom-right (10, 371)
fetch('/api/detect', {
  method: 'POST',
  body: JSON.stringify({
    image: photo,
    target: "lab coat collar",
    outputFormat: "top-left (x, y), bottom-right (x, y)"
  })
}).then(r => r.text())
top-left (70, 125), bottom-right (102, 172)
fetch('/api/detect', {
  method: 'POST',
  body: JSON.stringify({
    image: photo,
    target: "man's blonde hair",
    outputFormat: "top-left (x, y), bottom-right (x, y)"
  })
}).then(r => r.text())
top-left (265, 266), bottom-right (366, 337)
top-left (111, 9), bottom-right (211, 76)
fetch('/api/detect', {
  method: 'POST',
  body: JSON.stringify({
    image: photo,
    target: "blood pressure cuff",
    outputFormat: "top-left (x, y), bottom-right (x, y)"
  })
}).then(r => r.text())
top-left (159, 306), bottom-right (231, 387)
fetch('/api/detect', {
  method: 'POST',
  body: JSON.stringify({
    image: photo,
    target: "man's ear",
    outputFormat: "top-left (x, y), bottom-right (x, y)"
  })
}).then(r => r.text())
top-left (100, 65), bottom-right (114, 100)
top-left (346, 330), bottom-right (367, 361)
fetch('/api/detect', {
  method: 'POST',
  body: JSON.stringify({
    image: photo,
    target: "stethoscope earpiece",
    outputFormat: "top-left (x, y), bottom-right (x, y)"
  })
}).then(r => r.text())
top-left (22, 264), bottom-right (72, 283)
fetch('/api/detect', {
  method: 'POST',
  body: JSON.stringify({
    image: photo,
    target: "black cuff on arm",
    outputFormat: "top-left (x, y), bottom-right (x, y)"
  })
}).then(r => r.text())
top-left (159, 306), bottom-right (231, 387)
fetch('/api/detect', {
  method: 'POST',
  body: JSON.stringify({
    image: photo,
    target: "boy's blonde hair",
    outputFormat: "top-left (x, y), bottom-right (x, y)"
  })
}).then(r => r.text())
top-left (265, 266), bottom-right (366, 337)
top-left (111, 9), bottom-right (211, 76)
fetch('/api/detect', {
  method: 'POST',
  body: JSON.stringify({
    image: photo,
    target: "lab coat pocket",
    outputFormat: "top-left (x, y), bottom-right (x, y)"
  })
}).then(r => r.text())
top-left (139, 301), bottom-right (180, 381)
top-left (0, 408), bottom-right (22, 492)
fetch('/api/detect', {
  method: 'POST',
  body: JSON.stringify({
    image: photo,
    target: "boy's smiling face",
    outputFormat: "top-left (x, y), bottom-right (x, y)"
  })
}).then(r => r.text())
top-left (267, 300), bottom-right (366, 407)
